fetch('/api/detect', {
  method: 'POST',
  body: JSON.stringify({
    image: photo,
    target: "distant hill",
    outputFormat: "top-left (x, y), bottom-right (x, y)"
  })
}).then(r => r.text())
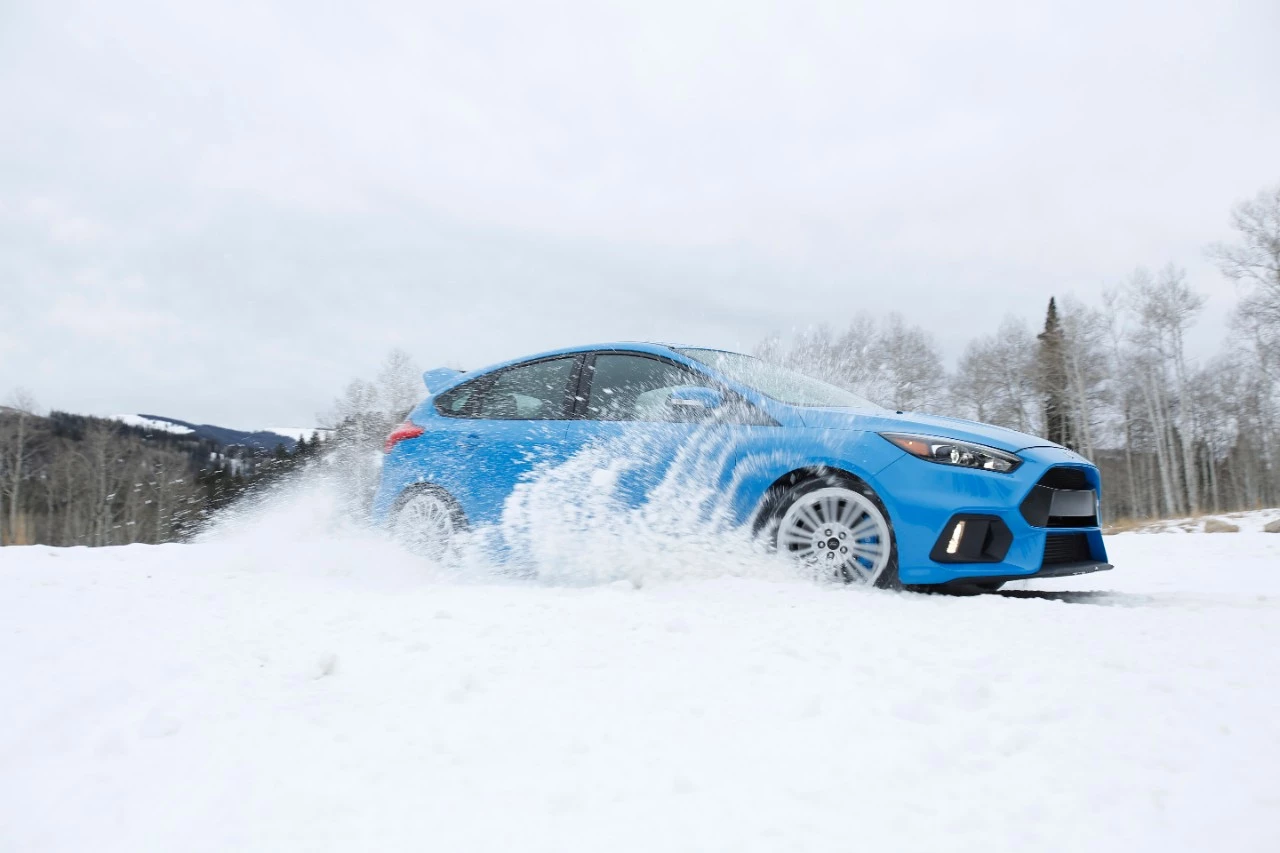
top-left (115, 414), bottom-right (325, 452)
top-left (1, 408), bottom-right (326, 547)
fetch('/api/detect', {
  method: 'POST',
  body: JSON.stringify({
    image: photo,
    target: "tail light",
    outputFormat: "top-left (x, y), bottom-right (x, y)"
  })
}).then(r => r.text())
top-left (384, 421), bottom-right (425, 453)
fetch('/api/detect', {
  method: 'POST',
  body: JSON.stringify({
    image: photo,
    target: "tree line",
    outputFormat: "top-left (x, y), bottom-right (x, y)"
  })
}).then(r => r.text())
top-left (0, 405), bottom-right (322, 546)
top-left (757, 184), bottom-right (1280, 521)
top-left (324, 187), bottom-right (1279, 527)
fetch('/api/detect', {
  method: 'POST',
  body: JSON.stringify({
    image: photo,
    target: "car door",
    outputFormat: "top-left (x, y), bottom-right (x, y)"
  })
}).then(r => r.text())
top-left (442, 355), bottom-right (580, 525)
top-left (560, 352), bottom-right (771, 511)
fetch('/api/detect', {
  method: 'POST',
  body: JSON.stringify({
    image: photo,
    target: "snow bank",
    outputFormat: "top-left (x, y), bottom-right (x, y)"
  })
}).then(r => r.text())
top-left (2, 490), bottom-right (1279, 851)
top-left (1114, 508), bottom-right (1280, 535)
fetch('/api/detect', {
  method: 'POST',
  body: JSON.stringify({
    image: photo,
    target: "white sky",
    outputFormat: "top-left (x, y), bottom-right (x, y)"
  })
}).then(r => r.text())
top-left (2, 0), bottom-right (1278, 427)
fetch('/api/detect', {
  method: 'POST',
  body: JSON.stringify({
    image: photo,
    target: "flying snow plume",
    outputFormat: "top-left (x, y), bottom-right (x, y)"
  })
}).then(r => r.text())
top-left (192, 466), bottom-right (432, 587)
top-left (493, 430), bottom-right (796, 587)
top-left (196, 430), bottom-right (820, 589)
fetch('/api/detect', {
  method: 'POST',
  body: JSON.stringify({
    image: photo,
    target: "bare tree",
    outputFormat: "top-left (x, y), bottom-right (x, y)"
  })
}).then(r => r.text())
top-left (1212, 186), bottom-right (1280, 508)
top-left (1211, 184), bottom-right (1280, 340)
top-left (874, 314), bottom-right (946, 412)
top-left (376, 348), bottom-right (425, 421)
top-left (757, 316), bottom-right (944, 412)
top-left (1057, 296), bottom-right (1112, 462)
top-left (0, 390), bottom-right (40, 545)
top-left (321, 349), bottom-right (425, 522)
top-left (952, 316), bottom-right (1038, 433)
top-left (1126, 267), bottom-right (1206, 513)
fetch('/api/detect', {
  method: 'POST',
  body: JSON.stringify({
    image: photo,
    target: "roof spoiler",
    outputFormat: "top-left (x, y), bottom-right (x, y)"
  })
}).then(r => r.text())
top-left (421, 367), bottom-right (462, 393)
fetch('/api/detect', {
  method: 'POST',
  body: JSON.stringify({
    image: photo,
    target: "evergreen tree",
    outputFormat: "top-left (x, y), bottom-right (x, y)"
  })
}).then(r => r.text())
top-left (1037, 298), bottom-right (1075, 450)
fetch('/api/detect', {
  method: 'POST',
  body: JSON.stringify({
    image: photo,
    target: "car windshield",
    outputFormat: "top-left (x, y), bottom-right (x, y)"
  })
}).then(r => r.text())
top-left (675, 348), bottom-right (884, 410)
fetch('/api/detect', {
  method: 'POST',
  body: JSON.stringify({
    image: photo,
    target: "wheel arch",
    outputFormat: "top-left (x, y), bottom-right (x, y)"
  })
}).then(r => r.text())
top-left (749, 464), bottom-right (880, 533)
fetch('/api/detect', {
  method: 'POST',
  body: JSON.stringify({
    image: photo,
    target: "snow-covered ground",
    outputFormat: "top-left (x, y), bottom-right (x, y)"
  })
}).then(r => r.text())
top-left (3, 496), bottom-right (1279, 852)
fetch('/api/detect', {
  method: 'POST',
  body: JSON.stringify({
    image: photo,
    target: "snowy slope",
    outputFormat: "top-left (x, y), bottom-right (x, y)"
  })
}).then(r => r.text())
top-left (110, 414), bottom-right (195, 435)
top-left (2, 503), bottom-right (1278, 852)
top-left (263, 427), bottom-right (327, 442)
top-left (109, 413), bottom-right (298, 451)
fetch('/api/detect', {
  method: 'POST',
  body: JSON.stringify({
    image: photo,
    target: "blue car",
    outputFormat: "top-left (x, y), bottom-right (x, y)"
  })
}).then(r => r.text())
top-left (374, 342), bottom-right (1110, 592)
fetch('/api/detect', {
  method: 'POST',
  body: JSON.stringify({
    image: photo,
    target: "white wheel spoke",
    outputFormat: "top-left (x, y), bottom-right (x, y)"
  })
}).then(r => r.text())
top-left (822, 495), bottom-right (842, 527)
top-left (852, 541), bottom-right (883, 560)
top-left (849, 515), bottom-right (880, 541)
top-left (797, 504), bottom-right (823, 532)
top-left (781, 528), bottom-right (816, 548)
top-left (844, 557), bottom-right (875, 582)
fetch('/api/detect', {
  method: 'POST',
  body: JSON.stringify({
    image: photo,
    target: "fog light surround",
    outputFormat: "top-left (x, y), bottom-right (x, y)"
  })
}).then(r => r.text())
top-left (930, 515), bottom-right (1013, 563)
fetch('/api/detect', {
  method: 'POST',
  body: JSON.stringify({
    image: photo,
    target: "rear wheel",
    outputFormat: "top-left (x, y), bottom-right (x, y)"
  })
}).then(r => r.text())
top-left (390, 487), bottom-right (466, 561)
top-left (770, 478), bottom-right (899, 587)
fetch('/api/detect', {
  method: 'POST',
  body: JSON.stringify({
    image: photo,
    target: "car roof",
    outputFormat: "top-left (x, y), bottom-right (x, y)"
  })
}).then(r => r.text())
top-left (433, 342), bottom-right (750, 392)
top-left (496, 341), bottom-right (747, 362)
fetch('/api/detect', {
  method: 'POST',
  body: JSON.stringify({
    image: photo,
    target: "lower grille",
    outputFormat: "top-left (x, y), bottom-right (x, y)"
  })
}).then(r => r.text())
top-left (1021, 466), bottom-right (1099, 528)
top-left (1043, 533), bottom-right (1091, 565)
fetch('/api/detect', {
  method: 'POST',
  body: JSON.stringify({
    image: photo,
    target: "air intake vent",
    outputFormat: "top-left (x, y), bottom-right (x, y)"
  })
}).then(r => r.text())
top-left (1038, 466), bottom-right (1090, 490)
top-left (1043, 533), bottom-right (1091, 565)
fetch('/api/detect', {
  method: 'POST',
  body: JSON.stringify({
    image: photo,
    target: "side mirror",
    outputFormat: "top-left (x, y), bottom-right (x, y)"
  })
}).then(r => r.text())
top-left (668, 386), bottom-right (724, 410)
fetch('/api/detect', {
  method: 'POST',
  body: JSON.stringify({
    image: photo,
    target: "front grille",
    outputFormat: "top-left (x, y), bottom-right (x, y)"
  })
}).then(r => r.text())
top-left (1038, 466), bottom-right (1090, 490)
top-left (1043, 533), bottom-right (1091, 565)
top-left (1021, 466), bottom-right (1099, 528)
top-left (1045, 513), bottom-right (1098, 529)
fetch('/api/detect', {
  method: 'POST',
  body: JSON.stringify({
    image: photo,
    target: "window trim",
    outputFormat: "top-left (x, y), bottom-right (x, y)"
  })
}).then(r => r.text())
top-left (435, 354), bottom-right (584, 421)
top-left (571, 349), bottom-right (777, 425)
top-left (434, 378), bottom-right (485, 419)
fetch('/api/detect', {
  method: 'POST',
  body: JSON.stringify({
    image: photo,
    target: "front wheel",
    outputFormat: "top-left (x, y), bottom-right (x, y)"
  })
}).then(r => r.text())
top-left (770, 479), bottom-right (899, 587)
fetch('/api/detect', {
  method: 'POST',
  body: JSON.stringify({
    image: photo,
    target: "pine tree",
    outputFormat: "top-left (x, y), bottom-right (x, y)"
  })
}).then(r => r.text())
top-left (1037, 298), bottom-right (1075, 449)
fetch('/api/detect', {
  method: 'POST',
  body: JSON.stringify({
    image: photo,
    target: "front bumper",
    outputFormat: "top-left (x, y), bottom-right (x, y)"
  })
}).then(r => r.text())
top-left (873, 445), bottom-right (1110, 586)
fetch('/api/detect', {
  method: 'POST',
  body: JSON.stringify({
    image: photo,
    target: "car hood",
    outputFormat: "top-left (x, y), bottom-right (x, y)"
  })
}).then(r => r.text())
top-left (797, 407), bottom-right (1060, 453)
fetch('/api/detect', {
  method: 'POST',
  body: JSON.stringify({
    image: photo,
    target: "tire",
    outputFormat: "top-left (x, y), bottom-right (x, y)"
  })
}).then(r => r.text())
top-left (765, 474), bottom-right (900, 588)
top-left (389, 486), bottom-right (467, 561)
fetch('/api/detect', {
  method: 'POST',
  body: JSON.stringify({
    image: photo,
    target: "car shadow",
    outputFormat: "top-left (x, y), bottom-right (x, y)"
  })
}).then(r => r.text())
top-left (991, 589), bottom-right (1152, 607)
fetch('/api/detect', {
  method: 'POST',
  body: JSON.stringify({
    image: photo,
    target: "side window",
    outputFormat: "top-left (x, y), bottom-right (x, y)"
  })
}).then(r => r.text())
top-left (435, 382), bottom-right (481, 418)
top-left (585, 354), bottom-right (718, 422)
top-left (475, 357), bottom-right (576, 421)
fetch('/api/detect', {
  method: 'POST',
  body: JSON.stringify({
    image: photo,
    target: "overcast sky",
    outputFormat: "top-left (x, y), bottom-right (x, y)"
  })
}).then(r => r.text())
top-left (2, 0), bottom-right (1278, 427)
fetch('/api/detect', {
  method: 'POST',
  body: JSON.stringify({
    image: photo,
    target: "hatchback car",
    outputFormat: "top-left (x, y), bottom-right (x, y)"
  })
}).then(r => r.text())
top-left (374, 342), bottom-right (1110, 591)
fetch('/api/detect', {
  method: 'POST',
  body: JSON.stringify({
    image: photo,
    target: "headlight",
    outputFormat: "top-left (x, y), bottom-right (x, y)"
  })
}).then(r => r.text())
top-left (880, 433), bottom-right (1022, 473)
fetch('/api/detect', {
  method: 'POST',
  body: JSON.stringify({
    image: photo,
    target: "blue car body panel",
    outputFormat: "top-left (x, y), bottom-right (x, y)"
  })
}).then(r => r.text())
top-left (373, 342), bottom-right (1110, 585)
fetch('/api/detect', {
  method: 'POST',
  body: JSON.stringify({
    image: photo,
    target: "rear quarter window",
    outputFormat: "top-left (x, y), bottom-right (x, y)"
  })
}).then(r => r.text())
top-left (434, 383), bottom-right (480, 418)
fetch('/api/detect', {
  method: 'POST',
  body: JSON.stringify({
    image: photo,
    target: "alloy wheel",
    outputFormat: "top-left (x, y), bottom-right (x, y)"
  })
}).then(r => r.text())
top-left (391, 490), bottom-right (459, 560)
top-left (776, 486), bottom-right (892, 584)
